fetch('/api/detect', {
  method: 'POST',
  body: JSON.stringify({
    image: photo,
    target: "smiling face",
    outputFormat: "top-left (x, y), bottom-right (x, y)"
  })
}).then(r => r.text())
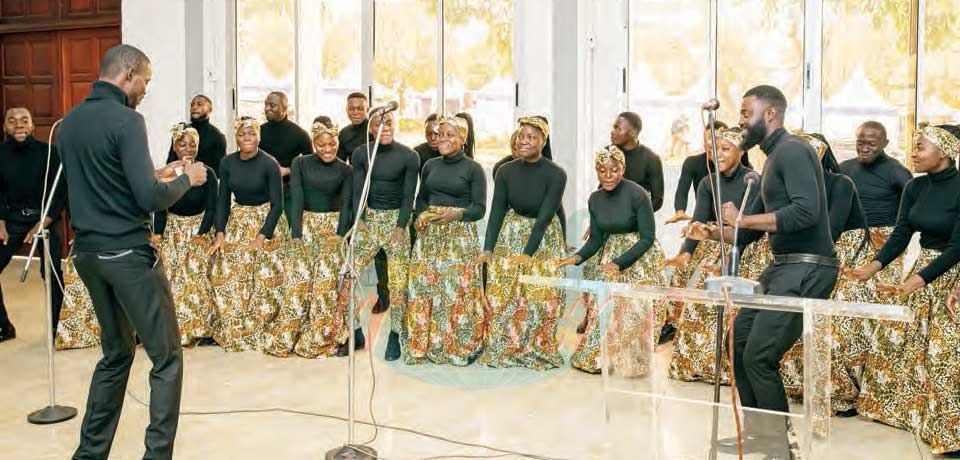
top-left (236, 126), bottom-right (259, 154)
top-left (4, 108), bottom-right (33, 142)
top-left (911, 135), bottom-right (950, 174)
top-left (716, 138), bottom-right (744, 176)
top-left (516, 124), bottom-right (545, 161)
top-left (855, 126), bottom-right (889, 164)
top-left (173, 134), bottom-right (198, 162)
top-left (596, 158), bottom-right (624, 192)
top-left (436, 123), bottom-right (464, 156)
top-left (313, 132), bottom-right (338, 163)
top-left (264, 93), bottom-right (287, 122)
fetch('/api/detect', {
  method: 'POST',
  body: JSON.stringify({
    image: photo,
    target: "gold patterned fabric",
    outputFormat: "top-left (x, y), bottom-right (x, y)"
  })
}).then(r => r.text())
top-left (210, 203), bottom-right (287, 352)
top-left (160, 213), bottom-right (218, 346)
top-left (262, 211), bottom-right (349, 358)
top-left (405, 206), bottom-right (485, 366)
top-left (571, 233), bottom-right (665, 375)
top-left (918, 122), bottom-right (960, 160)
top-left (351, 208), bottom-right (410, 339)
top-left (858, 248), bottom-right (960, 453)
top-left (55, 254), bottom-right (101, 350)
top-left (478, 211), bottom-right (566, 370)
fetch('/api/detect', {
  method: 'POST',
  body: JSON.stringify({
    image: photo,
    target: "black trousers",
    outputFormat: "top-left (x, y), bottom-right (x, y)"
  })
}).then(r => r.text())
top-left (71, 245), bottom-right (182, 460)
top-left (374, 248), bottom-right (390, 306)
top-left (0, 216), bottom-right (64, 330)
top-left (732, 262), bottom-right (838, 413)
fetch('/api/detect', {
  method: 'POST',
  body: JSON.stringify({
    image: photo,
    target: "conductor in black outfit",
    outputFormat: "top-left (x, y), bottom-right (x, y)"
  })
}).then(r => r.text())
top-left (695, 85), bottom-right (838, 458)
top-left (58, 44), bottom-right (208, 460)
top-left (0, 107), bottom-right (67, 341)
top-left (258, 91), bottom-right (313, 226)
top-left (164, 94), bottom-right (228, 173)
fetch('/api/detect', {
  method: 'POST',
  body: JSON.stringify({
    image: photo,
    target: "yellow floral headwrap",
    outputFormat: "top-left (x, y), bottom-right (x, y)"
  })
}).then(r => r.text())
top-left (716, 127), bottom-right (743, 149)
top-left (518, 116), bottom-right (549, 139)
top-left (311, 120), bottom-right (339, 140)
top-left (435, 115), bottom-right (469, 141)
top-left (918, 122), bottom-right (960, 160)
top-left (170, 122), bottom-right (199, 145)
top-left (234, 116), bottom-right (261, 137)
top-left (790, 128), bottom-right (827, 160)
top-left (594, 145), bottom-right (625, 168)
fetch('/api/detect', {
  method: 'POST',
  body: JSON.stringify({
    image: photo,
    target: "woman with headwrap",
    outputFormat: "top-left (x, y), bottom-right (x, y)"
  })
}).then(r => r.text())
top-left (665, 127), bottom-right (764, 383)
top-left (406, 114), bottom-right (487, 365)
top-left (848, 123), bottom-right (960, 454)
top-left (557, 145), bottom-right (665, 375)
top-left (261, 117), bottom-right (356, 358)
top-left (478, 116), bottom-right (567, 370)
top-left (207, 116), bottom-right (286, 351)
top-left (152, 122), bottom-right (219, 346)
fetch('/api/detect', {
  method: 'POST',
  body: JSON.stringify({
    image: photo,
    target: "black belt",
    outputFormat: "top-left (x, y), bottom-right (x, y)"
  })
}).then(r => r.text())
top-left (772, 253), bottom-right (840, 268)
top-left (19, 208), bottom-right (41, 217)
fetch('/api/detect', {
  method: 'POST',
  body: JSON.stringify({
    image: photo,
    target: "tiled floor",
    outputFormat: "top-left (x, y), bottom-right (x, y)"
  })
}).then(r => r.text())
top-left (0, 262), bottom-right (941, 460)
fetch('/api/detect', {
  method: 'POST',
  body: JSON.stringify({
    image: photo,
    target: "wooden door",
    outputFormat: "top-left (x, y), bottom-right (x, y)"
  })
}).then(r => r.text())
top-left (0, 30), bottom-right (60, 140)
top-left (59, 26), bottom-right (118, 112)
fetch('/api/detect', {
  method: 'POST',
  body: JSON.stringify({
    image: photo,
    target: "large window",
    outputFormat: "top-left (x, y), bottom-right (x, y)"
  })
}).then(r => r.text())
top-left (298, 1), bottom-right (363, 127)
top-left (920, 0), bottom-right (960, 125)
top-left (237, 0), bottom-right (295, 120)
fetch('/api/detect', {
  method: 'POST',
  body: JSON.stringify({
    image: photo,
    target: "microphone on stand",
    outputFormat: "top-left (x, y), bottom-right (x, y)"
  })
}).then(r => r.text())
top-left (729, 171), bottom-right (760, 276)
top-left (368, 101), bottom-right (399, 117)
top-left (701, 98), bottom-right (720, 111)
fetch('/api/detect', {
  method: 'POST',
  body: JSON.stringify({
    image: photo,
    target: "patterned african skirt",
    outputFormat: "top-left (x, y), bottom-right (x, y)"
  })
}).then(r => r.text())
top-left (570, 233), bottom-right (665, 375)
top-left (261, 211), bottom-right (349, 358)
top-left (858, 248), bottom-right (960, 453)
top-left (405, 206), bottom-right (485, 366)
top-left (160, 213), bottom-right (218, 346)
top-left (668, 239), bottom-right (726, 383)
top-left (477, 211), bottom-right (566, 370)
top-left (55, 254), bottom-right (101, 350)
top-left (210, 202), bottom-right (287, 352)
top-left (351, 208), bottom-right (411, 339)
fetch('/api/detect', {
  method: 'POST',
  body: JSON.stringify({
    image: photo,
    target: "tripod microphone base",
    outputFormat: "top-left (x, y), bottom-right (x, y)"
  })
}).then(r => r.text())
top-left (325, 444), bottom-right (377, 460)
top-left (705, 276), bottom-right (760, 295)
top-left (27, 405), bottom-right (77, 425)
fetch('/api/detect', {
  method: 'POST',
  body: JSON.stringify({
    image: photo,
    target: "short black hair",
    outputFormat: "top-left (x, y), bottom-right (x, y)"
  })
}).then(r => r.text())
top-left (313, 115), bottom-right (334, 129)
top-left (857, 120), bottom-right (887, 139)
top-left (267, 91), bottom-right (288, 104)
top-left (99, 44), bottom-right (150, 79)
top-left (347, 92), bottom-right (368, 101)
top-left (743, 85), bottom-right (787, 116)
top-left (455, 111), bottom-right (475, 159)
top-left (425, 113), bottom-right (439, 123)
top-left (618, 111), bottom-right (642, 133)
top-left (192, 94), bottom-right (213, 105)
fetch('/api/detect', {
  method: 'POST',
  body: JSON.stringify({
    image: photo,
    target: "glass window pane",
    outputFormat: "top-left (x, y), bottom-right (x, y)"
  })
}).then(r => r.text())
top-left (237, 0), bottom-right (296, 121)
top-left (298, 0), bottom-right (364, 127)
top-left (821, 0), bottom-right (912, 163)
top-left (921, 0), bottom-right (960, 125)
top-left (373, 0), bottom-right (438, 146)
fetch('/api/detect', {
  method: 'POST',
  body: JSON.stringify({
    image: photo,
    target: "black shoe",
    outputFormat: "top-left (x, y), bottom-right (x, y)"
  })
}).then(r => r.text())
top-left (335, 342), bottom-right (349, 357)
top-left (384, 331), bottom-right (401, 361)
top-left (354, 327), bottom-right (365, 350)
top-left (835, 408), bottom-right (858, 418)
top-left (941, 450), bottom-right (960, 458)
top-left (657, 323), bottom-right (676, 344)
top-left (576, 316), bottom-right (588, 334)
top-left (0, 324), bottom-right (16, 342)
top-left (197, 337), bottom-right (218, 347)
top-left (372, 298), bottom-right (389, 314)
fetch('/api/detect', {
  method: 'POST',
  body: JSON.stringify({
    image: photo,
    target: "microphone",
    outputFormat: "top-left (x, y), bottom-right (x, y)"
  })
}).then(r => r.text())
top-left (368, 101), bottom-right (399, 116)
top-left (730, 171), bottom-right (761, 275)
top-left (742, 171), bottom-right (760, 186)
top-left (701, 98), bottom-right (720, 111)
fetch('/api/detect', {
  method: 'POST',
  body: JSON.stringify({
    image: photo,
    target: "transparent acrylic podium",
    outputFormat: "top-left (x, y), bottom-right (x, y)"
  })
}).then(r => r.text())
top-left (521, 275), bottom-right (912, 460)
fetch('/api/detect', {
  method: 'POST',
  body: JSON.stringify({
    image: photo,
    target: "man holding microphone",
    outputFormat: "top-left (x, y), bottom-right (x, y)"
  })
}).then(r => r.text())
top-left (58, 44), bottom-right (207, 460)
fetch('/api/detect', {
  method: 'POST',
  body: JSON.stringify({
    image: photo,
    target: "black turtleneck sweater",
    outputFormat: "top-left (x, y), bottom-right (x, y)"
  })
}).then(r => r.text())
top-left (575, 179), bottom-right (655, 270)
top-left (57, 81), bottom-right (192, 251)
top-left (258, 117), bottom-right (312, 176)
top-left (484, 157), bottom-right (566, 256)
top-left (415, 151), bottom-right (486, 222)
top-left (825, 172), bottom-right (867, 242)
top-left (337, 120), bottom-right (369, 164)
top-left (681, 164), bottom-right (763, 255)
top-left (875, 164), bottom-right (960, 283)
top-left (838, 153), bottom-right (912, 228)
top-left (492, 154), bottom-right (514, 178)
top-left (621, 144), bottom-right (664, 211)
top-left (164, 117), bottom-right (228, 173)
top-left (289, 154), bottom-right (353, 238)
top-left (414, 142), bottom-right (440, 174)
top-left (758, 128), bottom-right (835, 257)
top-left (215, 150), bottom-right (283, 238)
top-left (351, 141), bottom-right (419, 228)
top-left (675, 152), bottom-right (710, 213)
top-left (0, 136), bottom-right (66, 222)
top-left (153, 166), bottom-right (218, 236)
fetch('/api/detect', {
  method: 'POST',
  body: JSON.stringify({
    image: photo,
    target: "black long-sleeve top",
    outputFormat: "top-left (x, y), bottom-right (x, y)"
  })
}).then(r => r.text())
top-left (838, 153), bottom-right (912, 228)
top-left (758, 128), bottom-right (835, 257)
top-left (57, 81), bottom-right (192, 251)
top-left (675, 152), bottom-right (710, 213)
top-left (164, 117), bottom-right (228, 173)
top-left (492, 154), bottom-right (514, 179)
top-left (575, 179), bottom-right (655, 270)
top-left (259, 117), bottom-right (313, 175)
top-left (289, 154), bottom-right (353, 238)
top-left (681, 164), bottom-right (764, 255)
top-left (622, 144), bottom-right (665, 211)
top-left (825, 172), bottom-right (866, 242)
top-left (415, 151), bottom-right (486, 222)
top-left (351, 141), bottom-right (419, 228)
top-left (874, 164), bottom-right (960, 283)
top-left (337, 120), bottom-right (369, 164)
top-left (414, 143), bottom-right (440, 174)
top-left (0, 136), bottom-right (66, 223)
top-left (153, 166), bottom-right (218, 236)
top-left (484, 157), bottom-right (567, 256)
top-left (497, 155), bottom-right (569, 238)
top-left (215, 149), bottom-right (283, 238)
